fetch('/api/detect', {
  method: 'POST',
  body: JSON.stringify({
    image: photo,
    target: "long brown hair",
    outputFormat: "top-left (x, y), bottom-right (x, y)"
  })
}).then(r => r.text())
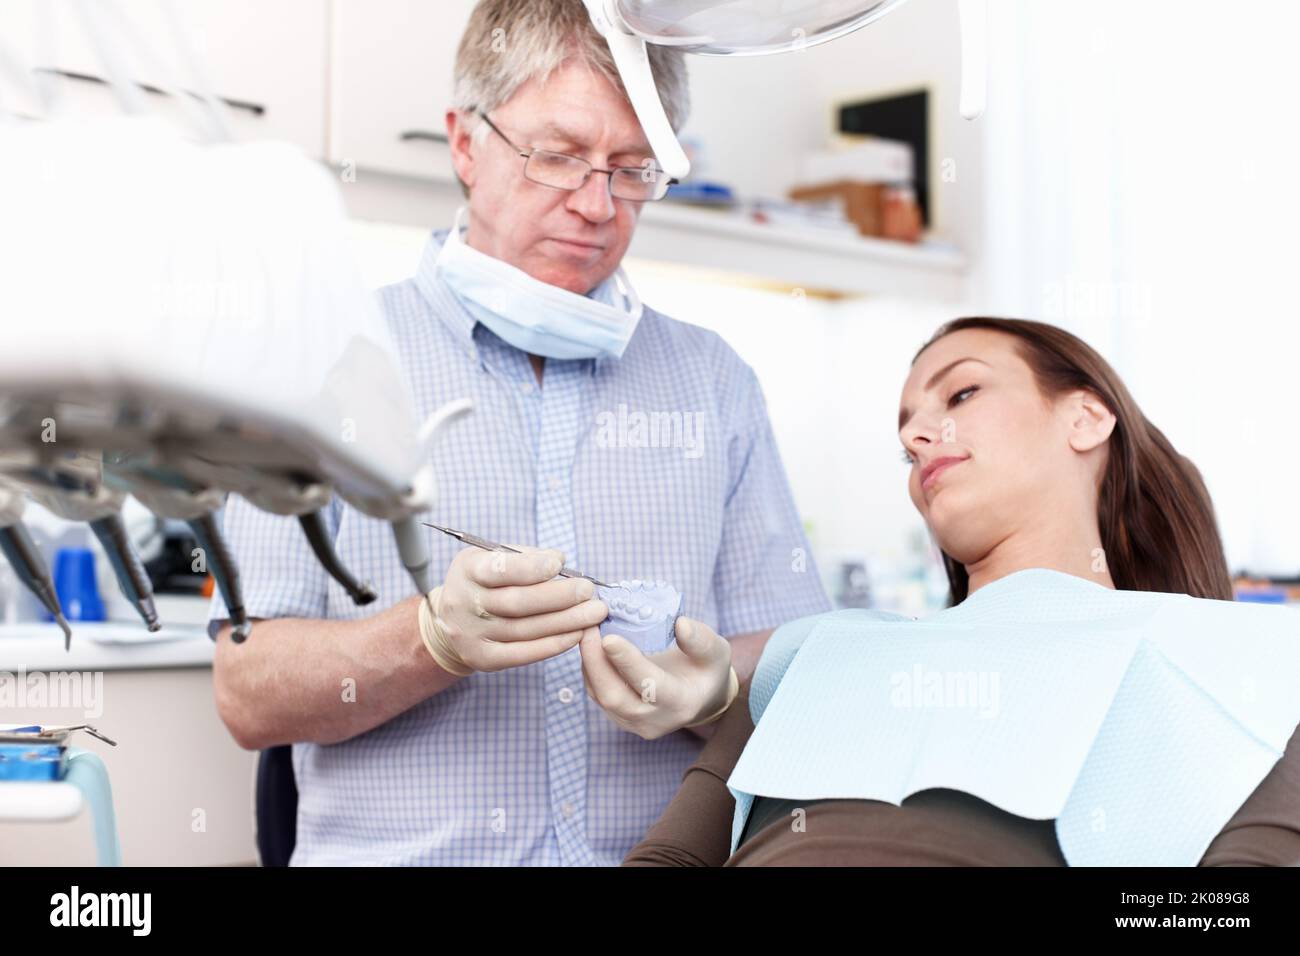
top-left (915, 317), bottom-right (1233, 604)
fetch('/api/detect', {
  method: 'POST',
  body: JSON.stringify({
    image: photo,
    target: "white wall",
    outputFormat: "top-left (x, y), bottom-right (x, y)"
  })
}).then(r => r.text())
top-left (974, 0), bottom-right (1300, 576)
top-left (676, 0), bottom-right (984, 252)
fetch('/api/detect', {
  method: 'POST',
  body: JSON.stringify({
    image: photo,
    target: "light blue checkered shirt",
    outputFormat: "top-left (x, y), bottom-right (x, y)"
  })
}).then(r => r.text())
top-left (208, 228), bottom-right (830, 865)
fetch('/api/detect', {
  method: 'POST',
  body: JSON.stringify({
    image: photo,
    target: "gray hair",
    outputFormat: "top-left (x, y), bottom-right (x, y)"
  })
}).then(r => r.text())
top-left (451, 0), bottom-right (691, 148)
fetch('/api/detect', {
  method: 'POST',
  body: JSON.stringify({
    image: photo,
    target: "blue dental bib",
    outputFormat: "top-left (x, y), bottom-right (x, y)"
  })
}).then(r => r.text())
top-left (727, 568), bottom-right (1300, 865)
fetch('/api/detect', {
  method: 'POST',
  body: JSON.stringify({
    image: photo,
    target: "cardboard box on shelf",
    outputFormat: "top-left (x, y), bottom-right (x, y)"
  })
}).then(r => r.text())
top-left (787, 180), bottom-right (922, 243)
top-left (802, 139), bottom-right (914, 186)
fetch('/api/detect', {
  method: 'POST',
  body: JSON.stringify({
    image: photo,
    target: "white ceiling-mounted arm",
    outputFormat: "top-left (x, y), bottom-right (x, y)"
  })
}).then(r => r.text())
top-left (582, 0), bottom-right (692, 180)
top-left (957, 0), bottom-right (988, 119)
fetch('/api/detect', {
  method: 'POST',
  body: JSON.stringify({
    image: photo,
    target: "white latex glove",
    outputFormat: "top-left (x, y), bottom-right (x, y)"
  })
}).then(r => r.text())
top-left (579, 616), bottom-right (739, 740)
top-left (419, 545), bottom-right (609, 675)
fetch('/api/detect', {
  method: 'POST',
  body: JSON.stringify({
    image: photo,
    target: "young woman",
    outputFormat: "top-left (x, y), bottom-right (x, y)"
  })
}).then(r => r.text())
top-left (623, 317), bottom-right (1300, 866)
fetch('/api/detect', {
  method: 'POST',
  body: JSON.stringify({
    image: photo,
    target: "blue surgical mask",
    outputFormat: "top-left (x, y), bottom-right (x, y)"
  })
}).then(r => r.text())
top-left (434, 206), bottom-right (643, 360)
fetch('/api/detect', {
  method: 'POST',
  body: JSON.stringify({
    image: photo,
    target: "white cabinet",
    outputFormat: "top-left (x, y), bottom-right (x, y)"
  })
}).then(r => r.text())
top-left (328, 0), bottom-right (478, 182)
top-left (0, 0), bottom-right (328, 156)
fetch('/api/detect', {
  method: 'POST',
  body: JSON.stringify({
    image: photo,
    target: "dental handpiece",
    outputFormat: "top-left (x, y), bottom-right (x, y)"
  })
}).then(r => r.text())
top-left (298, 509), bottom-right (376, 606)
top-left (0, 520), bottom-right (72, 648)
top-left (188, 512), bottom-right (251, 643)
top-left (89, 514), bottom-right (160, 632)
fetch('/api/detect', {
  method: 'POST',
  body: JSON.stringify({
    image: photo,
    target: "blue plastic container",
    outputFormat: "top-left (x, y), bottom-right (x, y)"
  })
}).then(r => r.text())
top-left (50, 547), bottom-right (105, 622)
top-left (0, 742), bottom-right (65, 780)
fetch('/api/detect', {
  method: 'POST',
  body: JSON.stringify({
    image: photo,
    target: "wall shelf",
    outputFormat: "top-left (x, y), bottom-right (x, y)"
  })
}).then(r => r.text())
top-left (339, 172), bottom-right (966, 301)
top-left (633, 202), bottom-right (966, 299)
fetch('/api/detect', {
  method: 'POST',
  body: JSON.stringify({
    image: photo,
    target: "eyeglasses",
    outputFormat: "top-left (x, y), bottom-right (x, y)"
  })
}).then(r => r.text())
top-left (474, 109), bottom-right (678, 203)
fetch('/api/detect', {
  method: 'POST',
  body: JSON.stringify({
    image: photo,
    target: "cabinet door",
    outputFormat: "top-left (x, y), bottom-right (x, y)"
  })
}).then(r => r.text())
top-left (328, 0), bottom-right (477, 181)
top-left (0, 0), bottom-right (328, 157)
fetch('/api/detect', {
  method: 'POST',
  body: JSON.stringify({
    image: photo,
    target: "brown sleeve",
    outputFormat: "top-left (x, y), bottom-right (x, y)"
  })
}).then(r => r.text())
top-left (621, 680), bottom-right (756, 866)
top-left (1199, 722), bottom-right (1300, 866)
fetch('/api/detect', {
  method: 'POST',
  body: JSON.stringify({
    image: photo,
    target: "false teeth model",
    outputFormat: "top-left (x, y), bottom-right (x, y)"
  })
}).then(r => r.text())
top-left (595, 580), bottom-right (683, 655)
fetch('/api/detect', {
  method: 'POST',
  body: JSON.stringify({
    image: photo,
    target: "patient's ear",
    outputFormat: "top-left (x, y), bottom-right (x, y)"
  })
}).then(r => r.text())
top-left (1064, 389), bottom-right (1117, 453)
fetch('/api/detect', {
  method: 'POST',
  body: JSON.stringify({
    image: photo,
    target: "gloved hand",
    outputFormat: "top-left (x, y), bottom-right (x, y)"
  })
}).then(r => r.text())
top-left (418, 545), bottom-right (609, 676)
top-left (579, 615), bottom-right (739, 740)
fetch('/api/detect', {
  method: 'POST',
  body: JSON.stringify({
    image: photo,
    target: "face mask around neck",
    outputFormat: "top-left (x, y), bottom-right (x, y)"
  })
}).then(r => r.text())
top-left (434, 206), bottom-right (643, 360)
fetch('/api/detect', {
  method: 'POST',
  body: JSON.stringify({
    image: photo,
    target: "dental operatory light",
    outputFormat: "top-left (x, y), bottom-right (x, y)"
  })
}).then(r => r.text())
top-left (581, 0), bottom-right (988, 180)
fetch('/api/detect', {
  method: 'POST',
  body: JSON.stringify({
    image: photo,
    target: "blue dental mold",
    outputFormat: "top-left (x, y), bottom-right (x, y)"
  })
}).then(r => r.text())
top-left (595, 579), bottom-right (683, 655)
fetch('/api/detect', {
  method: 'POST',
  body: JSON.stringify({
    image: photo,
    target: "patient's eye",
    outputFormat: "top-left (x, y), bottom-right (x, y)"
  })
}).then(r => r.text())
top-left (948, 384), bottom-right (980, 407)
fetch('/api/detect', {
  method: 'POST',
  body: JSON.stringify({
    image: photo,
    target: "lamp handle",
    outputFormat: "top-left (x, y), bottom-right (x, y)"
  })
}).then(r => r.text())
top-left (581, 0), bottom-right (691, 179)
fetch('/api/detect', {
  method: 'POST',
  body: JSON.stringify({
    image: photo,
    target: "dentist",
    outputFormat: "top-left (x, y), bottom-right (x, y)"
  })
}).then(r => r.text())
top-left (209, 0), bottom-right (829, 866)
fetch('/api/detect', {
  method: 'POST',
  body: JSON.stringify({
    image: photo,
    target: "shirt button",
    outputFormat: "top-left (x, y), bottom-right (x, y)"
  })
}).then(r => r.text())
top-left (558, 687), bottom-right (574, 704)
top-left (561, 802), bottom-right (575, 819)
top-left (547, 476), bottom-right (561, 492)
top-left (520, 381), bottom-right (534, 394)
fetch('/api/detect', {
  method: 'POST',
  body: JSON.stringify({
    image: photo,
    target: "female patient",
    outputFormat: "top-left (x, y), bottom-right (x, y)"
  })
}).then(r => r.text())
top-left (624, 317), bottom-right (1300, 867)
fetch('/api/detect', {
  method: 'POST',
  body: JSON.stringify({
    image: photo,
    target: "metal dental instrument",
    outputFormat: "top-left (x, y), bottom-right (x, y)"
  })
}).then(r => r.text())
top-left (0, 520), bottom-right (72, 648)
top-left (15, 724), bottom-right (118, 747)
top-left (11, 464), bottom-right (161, 634)
top-left (89, 513), bottom-right (161, 632)
top-left (298, 509), bottom-right (377, 606)
top-left (187, 512), bottom-right (251, 644)
top-left (423, 523), bottom-right (613, 589)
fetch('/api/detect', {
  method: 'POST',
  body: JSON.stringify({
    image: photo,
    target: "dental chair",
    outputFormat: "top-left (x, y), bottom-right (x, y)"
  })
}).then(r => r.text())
top-left (255, 746), bottom-right (298, 867)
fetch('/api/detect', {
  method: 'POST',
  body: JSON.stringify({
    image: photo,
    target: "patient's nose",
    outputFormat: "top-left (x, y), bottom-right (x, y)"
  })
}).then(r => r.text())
top-left (901, 415), bottom-right (939, 450)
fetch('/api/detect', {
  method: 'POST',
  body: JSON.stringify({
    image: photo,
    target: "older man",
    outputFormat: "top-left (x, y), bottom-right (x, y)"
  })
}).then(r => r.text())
top-left (210, 0), bottom-right (829, 866)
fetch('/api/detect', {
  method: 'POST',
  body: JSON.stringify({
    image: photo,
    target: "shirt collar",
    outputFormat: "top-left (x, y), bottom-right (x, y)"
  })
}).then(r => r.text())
top-left (414, 228), bottom-right (478, 357)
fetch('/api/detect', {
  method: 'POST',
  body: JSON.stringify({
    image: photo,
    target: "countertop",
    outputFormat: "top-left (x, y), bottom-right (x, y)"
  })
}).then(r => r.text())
top-left (0, 621), bottom-right (214, 671)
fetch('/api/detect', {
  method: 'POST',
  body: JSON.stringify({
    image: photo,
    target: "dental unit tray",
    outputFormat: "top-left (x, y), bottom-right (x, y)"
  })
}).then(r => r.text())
top-left (0, 724), bottom-right (117, 782)
top-left (0, 2), bottom-right (472, 647)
